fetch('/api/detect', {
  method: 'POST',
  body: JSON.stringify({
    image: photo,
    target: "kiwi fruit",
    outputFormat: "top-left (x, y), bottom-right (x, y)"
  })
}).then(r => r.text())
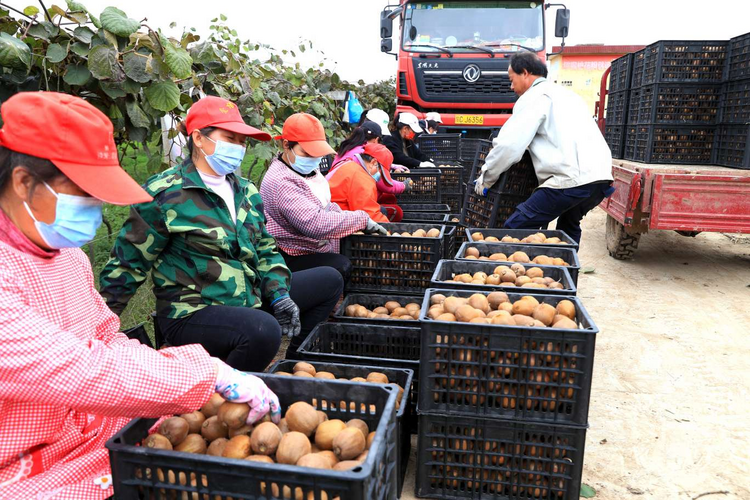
top-left (525, 267), bottom-right (544, 279)
top-left (486, 274), bottom-right (501, 285)
top-left (334, 460), bottom-right (362, 471)
top-left (181, 411), bottom-right (206, 434)
top-left (553, 317), bottom-right (578, 330)
top-left (175, 433), bottom-right (207, 454)
top-left (487, 291), bottom-right (509, 309)
top-left (286, 402), bottom-right (319, 437)
top-left (297, 453), bottom-right (331, 469)
top-left (277, 431), bottom-right (312, 465)
top-left (509, 251), bottom-right (530, 263)
top-left (468, 294), bottom-right (490, 314)
top-left (200, 393), bottom-right (225, 418)
top-left (316, 450), bottom-right (339, 468)
top-left (366, 432), bottom-right (376, 450)
top-left (143, 433), bottom-right (173, 450)
top-left (436, 313), bottom-right (457, 322)
top-left (228, 424), bottom-right (254, 438)
top-left (500, 269), bottom-right (517, 283)
top-left (521, 295), bottom-right (540, 307)
top-left (443, 296), bottom-right (464, 314)
top-left (427, 228), bottom-right (441, 238)
top-left (344, 305), bottom-right (358, 317)
top-left (384, 301), bottom-right (401, 313)
top-left (294, 371), bottom-right (314, 378)
top-left (314, 371), bottom-right (336, 380)
top-left (556, 300), bottom-right (576, 320)
top-left (515, 276), bottom-right (532, 286)
top-left (499, 302), bottom-right (514, 313)
top-left (456, 273), bottom-right (473, 283)
top-left (512, 314), bottom-right (536, 327)
top-left (390, 307), bottom-right (408, 317)
top-left (413, 229), bottom-right (427, 238)
top-left (223, 435), bottom-right (252, 459)
top-left (489, 252), bottom-right (507, 261)
top-left (201, 415), bottom-right (228, 441)
top-left (366, 372), bottom-right (389, 384)
top-left (333, 427), bottom-right (366, 460)
top-left (428, 307), bottom-right (445, 320)
top-left (346, 419), bottom-right (369, 438)
top-left (465, 247), bottom-right (480, 258)
top-left (159, 417), bottom-right (189, 447)
top-left (373, 306), bottom-right (389, 315)
top-left (293, 362), bottom-right (317, 376)
top-left (511, 299), bottom-right (535, 317)
top-left (245, 455), bottom-right (274, 464)
top-left (471, 232), bottom-right (484, 241)
top-left (430, 294), bottom-right (447, 305)
top-left (510, 263), bottom-right (526, 276)
top-left (206, 437), bottom-right (228, 456)
top-left (350, 377), bottom-right (367, 383)
top-left (455, 304), bottom-right (480, 323)
top-left (491, 314), bottom-right (516, 326)
top-left (217, 402), bottom-right (250, 430)
top-left (532, 304), bottom-right (557, 326)
top-left (315, 419), bottom-right (346, 450)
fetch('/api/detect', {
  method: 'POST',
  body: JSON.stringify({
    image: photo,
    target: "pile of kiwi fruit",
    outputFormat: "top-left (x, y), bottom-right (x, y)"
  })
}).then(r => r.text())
top-left (353, 227), bottom-right (441, 238)
top-left (463, 247), bottom-right (571, 267)
top-left (445, 263), bottom-right (566, 290)
top-left (343, 300), bottom-right (422, 321)
top-left (426, 292), bottom-right (579, 329)
top-left (470, 231), bottom-right (570, 245)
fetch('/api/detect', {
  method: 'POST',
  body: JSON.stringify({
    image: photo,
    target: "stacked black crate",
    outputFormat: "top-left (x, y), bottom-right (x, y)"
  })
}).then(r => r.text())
top-left (604, 54), bottom-right (633, 158)
top-left (716, 32), bottom-right (750, 170)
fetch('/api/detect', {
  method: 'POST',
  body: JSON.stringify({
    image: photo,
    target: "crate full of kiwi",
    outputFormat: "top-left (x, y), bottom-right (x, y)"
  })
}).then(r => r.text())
top-left (341, 223), bottom-right (446, 295)
top-left (106, 374), bottom-right (399, 500)
top-left (466, 228), bottom-right (579, 251)
top-left (417, 289), bottom-right (597, 425)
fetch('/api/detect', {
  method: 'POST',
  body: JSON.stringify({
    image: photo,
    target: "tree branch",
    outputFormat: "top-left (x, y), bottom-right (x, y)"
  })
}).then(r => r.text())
top-left (37, 0), bottom-right (52, 23)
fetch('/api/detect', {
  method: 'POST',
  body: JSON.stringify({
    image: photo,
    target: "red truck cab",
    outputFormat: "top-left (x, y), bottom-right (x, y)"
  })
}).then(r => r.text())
top-left (380, 1), bottom-right (570, 137)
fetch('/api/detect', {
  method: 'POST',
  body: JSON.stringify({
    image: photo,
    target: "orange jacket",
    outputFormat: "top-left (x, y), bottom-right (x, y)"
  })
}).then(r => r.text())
top-left (327, 161), bottom-right (389, 223)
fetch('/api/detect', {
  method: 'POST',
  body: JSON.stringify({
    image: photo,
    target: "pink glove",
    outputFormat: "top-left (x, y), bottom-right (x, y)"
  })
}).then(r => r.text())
top-left (213, 358), bottom-right (281, 425)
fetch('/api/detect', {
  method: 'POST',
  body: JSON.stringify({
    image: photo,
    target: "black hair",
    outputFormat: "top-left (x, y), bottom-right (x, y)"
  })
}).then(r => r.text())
top-left (427, 120), bottom-right (440, 131)
top-left (176, 122), bottom-right (217, 159)
top-left (390, 113), bottom-right (411, 134)
top-left (360, 153), bottom-right (375, 163)
top-left (510, 51), bottom-right (548, 78)
top-left (0, 146), bottom-right (64, 197)
top-left (337, 124), bottom-right (383, 157)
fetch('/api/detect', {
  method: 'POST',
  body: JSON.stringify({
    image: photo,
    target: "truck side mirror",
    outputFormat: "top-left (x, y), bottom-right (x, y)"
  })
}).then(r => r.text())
top-left (555, 9), bottom-right (570, 38)
top-left (380, 11), bottom-right (393, 38)
top-left (381, 38), bottom-right (393, 53)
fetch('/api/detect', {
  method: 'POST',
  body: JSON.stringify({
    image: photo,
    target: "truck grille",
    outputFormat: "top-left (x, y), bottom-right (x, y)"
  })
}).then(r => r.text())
top-left (423, 73), bottom-right (513, 96)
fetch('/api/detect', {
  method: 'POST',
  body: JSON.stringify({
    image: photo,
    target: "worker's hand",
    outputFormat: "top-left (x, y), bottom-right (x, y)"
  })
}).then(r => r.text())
top-left (213, 358), bottom-right (281, 424)
top-left (392, 165), bottom-right (410, 173)
top-left (364, 218), bottom-right (388, 235)
top-left (474, 173), bottom-right (489, 196)
top-left (402, 178), bottom-right (414, 192)
top-left (272, 296), bottom-right (301, 338)
top-left (419, 161), bottom-right (436, 169)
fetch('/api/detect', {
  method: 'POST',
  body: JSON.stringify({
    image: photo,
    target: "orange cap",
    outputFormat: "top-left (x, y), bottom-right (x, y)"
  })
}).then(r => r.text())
top-left (277, 113), bottom-right (336, 157)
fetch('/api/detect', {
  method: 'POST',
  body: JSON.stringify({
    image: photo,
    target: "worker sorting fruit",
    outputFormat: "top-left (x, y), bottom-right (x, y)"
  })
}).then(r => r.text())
top-left (0, 92), bottom-right (280, 499)
top-left (383, 112), bottom-right (437, 169)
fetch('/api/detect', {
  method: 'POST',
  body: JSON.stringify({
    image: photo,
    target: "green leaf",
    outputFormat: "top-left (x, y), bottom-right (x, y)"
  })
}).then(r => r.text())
top-left (46, 42), bottom-right (67, 63)
top-left (49, 5), bottom-right (68, 20)
top-left (298, 44), bottom-right (306, 53)
top-left (87, 44), bottom-right (125, 81)
top-left (219, 13), bottom-right (227, 21)
top-left (26, 21), bottom-right (58, 40)
top-left (123, 78), bottom-right (142, 94)
top-left (99, 6), bottom-right (139, 37)
top-left (581, 484), bottom-right (596, 498)
top-left (180, 32), bottom-right (199, 48)
top-left (582, 266), bottom-right (596, 274)
top-left (100, 82), bottom-right (126, 99)
top-left (0, 32), bottom-right (32, 70)
top-left (145, 80), bottom-right (180, 112)
top-left (129, 32), bottom-right (155, 51)
top-left (23, 6), bottom-right (40, 17)
top-left (89, 13), bottom-right (100, 29)
top-left (66, 0), bottom-right (87, 12)
top-left (126, 123), bottom-right (147, 142)
top-left (68, 12), bottom-right (87, 23)
top-left (70, 41), bottom-right (89, 57)
top-left (310, 102), bottom-right (326, 116)
top-left (162, 39), bottom-right (192, 79)
top-left (73, 26), bottom-right (94, 43)
top-left (126, 100), bottom-right (151, 128)
top-left (62, 64), bottom-right (91, 85)
top-left (123, 51), bottom-right (151, 83)
top-left (102, 29), bottom-right (118, 49)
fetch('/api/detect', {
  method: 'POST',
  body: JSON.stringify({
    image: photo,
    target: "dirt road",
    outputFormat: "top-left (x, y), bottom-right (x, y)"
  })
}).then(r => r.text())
top-left (400, 207), bottom-right (750, 499)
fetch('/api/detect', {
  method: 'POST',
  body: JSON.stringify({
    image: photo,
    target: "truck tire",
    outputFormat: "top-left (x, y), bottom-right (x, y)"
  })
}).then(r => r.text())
top-left (606, 214), bottom-right (641, 260)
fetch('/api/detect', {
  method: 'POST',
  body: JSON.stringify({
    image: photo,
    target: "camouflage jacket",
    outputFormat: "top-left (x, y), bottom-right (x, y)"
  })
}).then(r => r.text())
top-left (99, 160), bottom-right (291, 319)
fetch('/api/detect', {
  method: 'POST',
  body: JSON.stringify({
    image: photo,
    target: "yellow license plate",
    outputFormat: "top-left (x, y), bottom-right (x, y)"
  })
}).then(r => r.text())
top-left (455, 114), bottom-right (484, 125)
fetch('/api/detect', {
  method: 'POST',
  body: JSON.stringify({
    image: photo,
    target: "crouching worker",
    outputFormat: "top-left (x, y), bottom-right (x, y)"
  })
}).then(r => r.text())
top-left (260, 113), bottom-right (387, 282)
top-left (99, 97), bottom-right (344, 365)
top-left (0, 92), bottom-right (280, 499)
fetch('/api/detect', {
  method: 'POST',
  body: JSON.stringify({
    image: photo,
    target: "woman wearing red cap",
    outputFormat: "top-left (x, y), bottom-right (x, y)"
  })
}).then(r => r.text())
top-left (99, 97), bottom-right (344, 366)
top-left (326, 142), bottom-right (395, 223)
top-left (0, 92), bottom-right (280, 499)
top-left (260, 113), bottom-right (388, 281)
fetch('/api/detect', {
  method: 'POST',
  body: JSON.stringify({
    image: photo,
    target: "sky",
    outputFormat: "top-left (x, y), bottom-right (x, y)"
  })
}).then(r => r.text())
top-left (26, 0), bottom-right (750, 83)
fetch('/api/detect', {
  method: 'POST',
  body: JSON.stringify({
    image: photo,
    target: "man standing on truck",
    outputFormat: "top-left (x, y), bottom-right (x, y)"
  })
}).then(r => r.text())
top-left (475, 51), bottom-right (614, 244)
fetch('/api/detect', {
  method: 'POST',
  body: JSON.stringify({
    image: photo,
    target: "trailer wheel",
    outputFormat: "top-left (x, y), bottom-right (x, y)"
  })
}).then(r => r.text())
top-left (606, 214), bottom-right (641, 260)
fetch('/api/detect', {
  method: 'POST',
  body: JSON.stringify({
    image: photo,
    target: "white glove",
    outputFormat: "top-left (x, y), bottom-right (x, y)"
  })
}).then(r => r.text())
top-left (213, 359), bottom-right (282, 424)
top-left (419, 161), bottom-right (436, 169)
top-left (474, 172), bottom-right (488, 196)
top-left (364, 218), bottom-right (388, 235)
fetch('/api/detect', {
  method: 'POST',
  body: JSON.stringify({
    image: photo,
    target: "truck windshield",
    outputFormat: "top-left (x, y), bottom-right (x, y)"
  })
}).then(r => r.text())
top-left (402, 1), bottom-right (544, 54)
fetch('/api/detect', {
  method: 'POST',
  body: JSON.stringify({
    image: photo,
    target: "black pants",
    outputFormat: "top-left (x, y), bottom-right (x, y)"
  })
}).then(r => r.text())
top-left (156, 267), bottom-right (343, 371)
top-left (278, 250), bottom-right (352, 284)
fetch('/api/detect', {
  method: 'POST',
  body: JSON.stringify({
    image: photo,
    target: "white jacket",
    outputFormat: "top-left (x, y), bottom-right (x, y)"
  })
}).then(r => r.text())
top-left (481, 78), bottom-right (613, 190)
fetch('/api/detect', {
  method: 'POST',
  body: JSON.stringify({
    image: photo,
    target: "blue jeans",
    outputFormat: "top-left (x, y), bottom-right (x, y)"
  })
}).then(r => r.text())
top-left (504, 182), bottom-right (615, 244)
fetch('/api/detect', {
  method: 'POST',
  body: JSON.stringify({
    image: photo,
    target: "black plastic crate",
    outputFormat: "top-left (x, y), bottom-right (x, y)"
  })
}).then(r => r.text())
top-left (392, 169), bottom-right (442, 203)
top-left (417, 133), bottom-right (462, 163)
top-left (333, 293), bottom-right (424, 327)
top-left (629, 83), bottom-right (723, 124)
top-left (435, 164), bottom-right (465, 194)
top-left (455, 242), bottom-right (582, 286)
top-left (609, 53), bottom-right (633, 93)
top-left (431, 259), bottom-right (577, 297)
top-left (269, 360), bottom-right (414, 497)
top-left (399, 202), bottom-right (451, 214)
top-left (418, 288), bottom-right (596, 423)
top-left (605, 123), bottom-right (626, 159)
top-left (402, 212), bottom-right (450, 223)
top-left (720, 78), bottom-right (750, 124)
top-left (443, 225), bottom-right (458, 260)
top-left (605, 90), bottom-right (629, 125)
top-left (442, 192), bottom-right (464, 214)
top-left (107, 375), bottom-right (399, 500)
top-left (460, 138), bottom-right (493, 166)
top-left (714, 124), bottom-right (750, 170)
top-left (341, 223), bottom-right (445, 294)
top-left (465, 228), bottom-right (579, 251)
top-left (624, 124), bottom-right (716, 164)
top-left (630, 48), bottom-right (648, 88)
top-left (416, 414), bottom-right (587, 500)
top-left (641, 40), bottom-right (728, 86)
top-left (726, 32), bottom-right (750, 81)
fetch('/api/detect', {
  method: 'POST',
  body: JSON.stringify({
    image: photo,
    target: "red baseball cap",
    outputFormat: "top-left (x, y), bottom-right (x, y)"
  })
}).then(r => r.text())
top-left (186, 96), bottom-right (271, 141)
top-left (0, 92), bottom-right (152, 205)
top-left (277, 113), bottom-right (336, 157)
top-left (363, 142), bottom-right (395, 185)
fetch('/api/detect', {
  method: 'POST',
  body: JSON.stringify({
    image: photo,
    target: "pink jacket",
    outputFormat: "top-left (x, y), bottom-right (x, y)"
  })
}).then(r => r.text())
top-left (332, 146), bottom-right (406, 195)
top-left (0, 210), bottom-right (215, 499)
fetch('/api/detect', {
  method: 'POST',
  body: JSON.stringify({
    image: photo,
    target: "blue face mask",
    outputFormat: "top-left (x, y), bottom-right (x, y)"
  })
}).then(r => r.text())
top-left (372, 170), bottom-right (382, 182)
top-left (200, 136), bottom-right (246, 176)
top-left (287, 150), bottom-right (322, 175)
top-left (24, 183), bottom-right (103, 249)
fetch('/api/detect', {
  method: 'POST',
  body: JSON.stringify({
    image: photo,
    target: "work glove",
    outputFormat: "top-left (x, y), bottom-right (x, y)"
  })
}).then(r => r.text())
top-left (392, 165), bottom-right (410, 173)
top-left (364, 218), bottom-right (388, 235)
top-left (419, 161), bottom-right (437, 169)
top-left (402, 178), bottom-right (414, 192)
top-left (272, 295), bottom-right (301, 338)
top-left (213, 358), bottom-right (282, 424)
top-left (474, 172), bottom-right (489, 196)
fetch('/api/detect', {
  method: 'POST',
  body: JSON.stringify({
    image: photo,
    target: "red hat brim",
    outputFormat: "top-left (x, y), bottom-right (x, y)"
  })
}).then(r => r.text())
top-left (298, 139), bottom-right (336, 157)
top-left (212, 120), bottom-right (272, 141)
top-left (53, 159), bottom-right (153, 205)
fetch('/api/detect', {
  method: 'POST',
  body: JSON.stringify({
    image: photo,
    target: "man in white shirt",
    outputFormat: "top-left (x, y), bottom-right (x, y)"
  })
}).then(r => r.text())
top-left (475, 51), bottom-right (614, 243)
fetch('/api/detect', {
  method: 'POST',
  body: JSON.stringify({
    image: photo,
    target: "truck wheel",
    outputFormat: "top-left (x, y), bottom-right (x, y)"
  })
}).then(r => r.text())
top-left (606, 214), bottom-right (641, 260)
